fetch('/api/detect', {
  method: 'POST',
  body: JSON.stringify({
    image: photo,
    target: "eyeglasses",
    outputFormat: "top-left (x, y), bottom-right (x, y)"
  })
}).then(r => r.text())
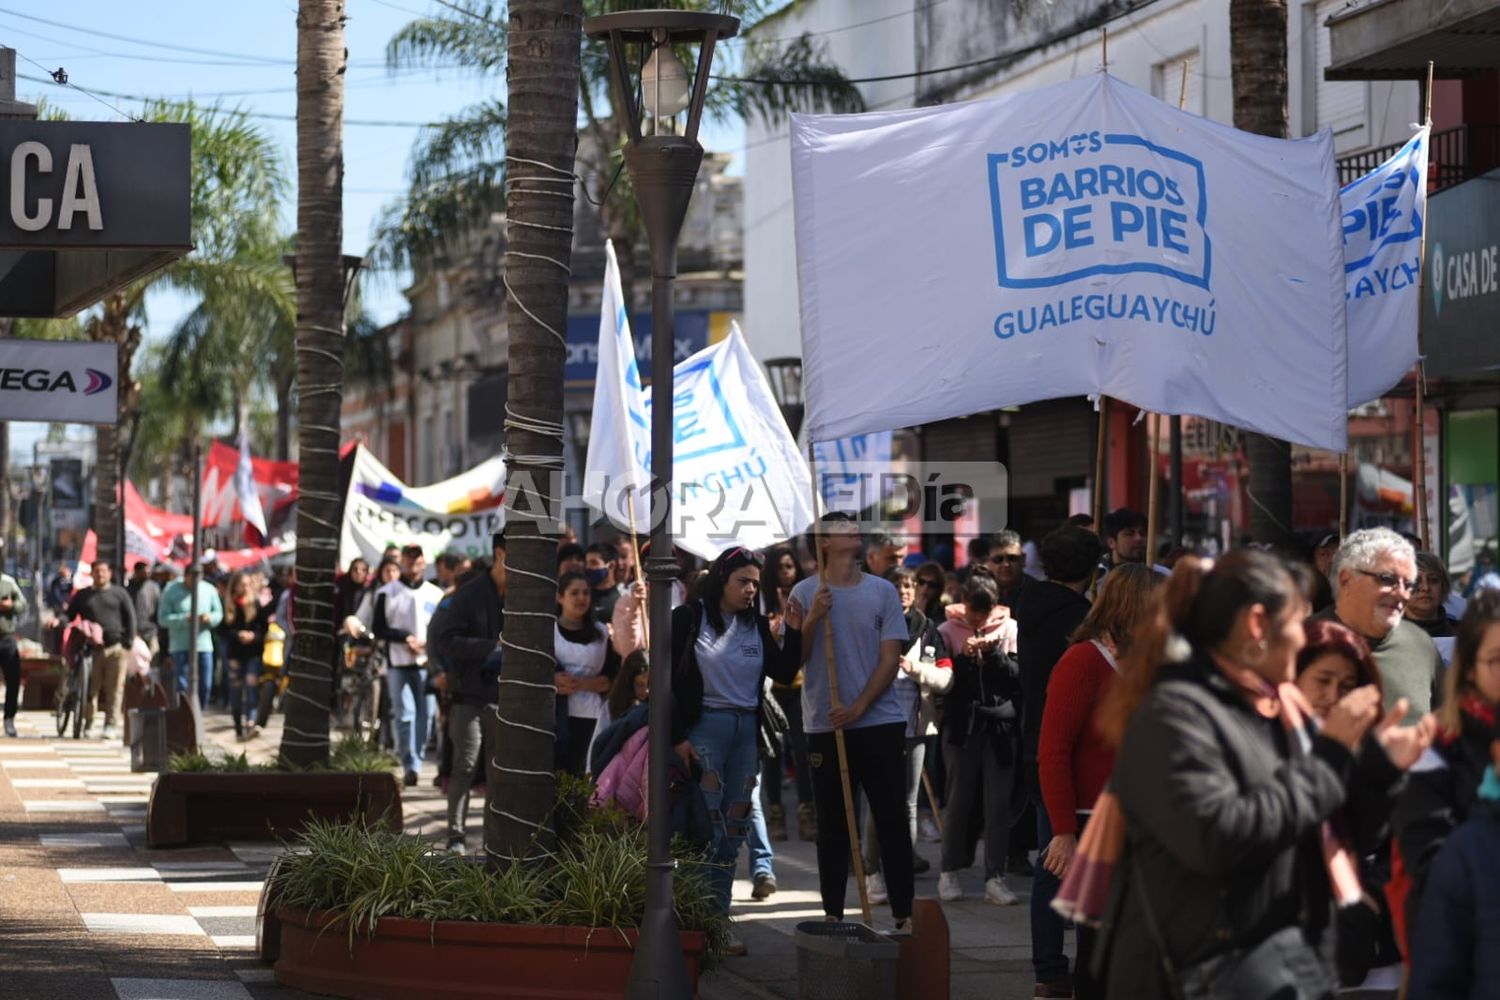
top-left (1356, 569), bottom-right (1417, 594)
top-left (988, 554), bottom-right (1024, 565)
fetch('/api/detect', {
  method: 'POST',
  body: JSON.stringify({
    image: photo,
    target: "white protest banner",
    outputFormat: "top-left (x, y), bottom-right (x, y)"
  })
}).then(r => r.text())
top-left (1342, 128), bottom-right (1428, 408)
top-left (582, 240), bottom-right (652, 521)
top-left (792, 72), bottom-right (1348, 452)
top-left (812, 431), bottom-right (894, 513)
top-left (0, 339), bottom-right (117, 424)
top-left (585, 324), bottom-right (815, 560)
top-left (339, 445), bottom-right (506, 567)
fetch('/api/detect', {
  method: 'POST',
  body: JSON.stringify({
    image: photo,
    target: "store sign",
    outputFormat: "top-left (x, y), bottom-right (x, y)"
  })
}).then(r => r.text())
top-left (0, 121), bottom-right (191, 249)
top-left (564, 309), bottom-right (717, 386)
top-left (0, 339), bottom-right (117, 423)
top-left (1423, 166), bottom-right (1500, 377)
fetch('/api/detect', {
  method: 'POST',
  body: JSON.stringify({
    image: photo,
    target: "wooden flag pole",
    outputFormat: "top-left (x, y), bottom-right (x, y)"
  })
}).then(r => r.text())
top-left (1146, 412), bottom-right (1161, 567)
top-left (808, 445), bottom-right (873, 927)
top-left (625, 491), bottom-right (649, 648)
top-left (1092, 397), bottom-right (1108, 529)
top-left (1412, 60), bottom-right (1435, 552)
top-left (1339, 452), bottom-right (1350, 540)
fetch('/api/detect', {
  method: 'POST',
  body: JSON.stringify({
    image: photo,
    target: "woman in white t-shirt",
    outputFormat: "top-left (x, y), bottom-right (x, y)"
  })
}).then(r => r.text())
top-left (554, 570), bottom-right (619, 776)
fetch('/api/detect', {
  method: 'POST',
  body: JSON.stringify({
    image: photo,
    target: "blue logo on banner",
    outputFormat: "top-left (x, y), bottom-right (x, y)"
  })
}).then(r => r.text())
top-left (641, 356), bottom-right (746, 466)
top-left (988, 132), bottom-right (1211, 290)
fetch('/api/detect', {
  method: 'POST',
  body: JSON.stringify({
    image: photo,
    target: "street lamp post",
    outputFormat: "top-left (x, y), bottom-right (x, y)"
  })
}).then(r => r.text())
top-left (763, 357), bottom-right (805, 441)
top-left (29, 462), bottom-right (47, 643)
top-left (584, 12), bottom-right (738, 999)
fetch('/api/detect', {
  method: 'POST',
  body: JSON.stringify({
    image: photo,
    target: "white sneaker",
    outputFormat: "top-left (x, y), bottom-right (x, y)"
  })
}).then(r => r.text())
top-left (937, 871), bottom-right (963, 902)
top-left (101, 724), bottom-right (117, 741)
top-left (865, 872), bottom-right (888, 905)
top-left (919, 816), bottom-right (942, 843)
top-left (984, 876), bottom-right (1019, 906)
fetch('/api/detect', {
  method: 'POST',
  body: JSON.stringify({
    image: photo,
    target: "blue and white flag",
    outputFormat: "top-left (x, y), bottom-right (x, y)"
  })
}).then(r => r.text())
top-left (813, 431), bottom-right (894, 513)
top-left (584, 317), bottom-right (814, 559)
top-left (1342, 128), bottom-right (1428, 408)
top-left (791, 72), bottom-right (1349, 452)
top-left (582, 240), bottom-right (652, 520)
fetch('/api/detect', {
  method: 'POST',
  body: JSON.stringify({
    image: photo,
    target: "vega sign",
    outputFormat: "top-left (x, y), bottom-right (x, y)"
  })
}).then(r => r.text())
top-left (0, 338), bottom-right (117, 423)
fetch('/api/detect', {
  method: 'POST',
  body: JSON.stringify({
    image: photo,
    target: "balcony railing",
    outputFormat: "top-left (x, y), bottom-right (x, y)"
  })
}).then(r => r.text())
top-left (1336, 124), bottom-right (1500, 192)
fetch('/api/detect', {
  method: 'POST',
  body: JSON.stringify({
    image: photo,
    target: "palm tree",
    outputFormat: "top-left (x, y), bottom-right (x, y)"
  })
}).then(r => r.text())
top-left (1230, 0), bottom-right (1294, 546)
top-left (376, 1), bottom-right (861, 863)
top-left (278, 0), bottom-right (350, 770)
top-left (85, 103), bottom-right (289, 570)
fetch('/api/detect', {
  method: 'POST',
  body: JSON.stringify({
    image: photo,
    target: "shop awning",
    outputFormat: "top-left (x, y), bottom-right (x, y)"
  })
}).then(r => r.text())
top-left (1325, 0), bottom-right (1500, 81)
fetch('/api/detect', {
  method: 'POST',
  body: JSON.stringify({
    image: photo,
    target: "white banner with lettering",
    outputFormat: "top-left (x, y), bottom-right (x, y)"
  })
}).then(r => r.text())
top-left (792, 71), bottom-right (1349, 451)
top-left (0, 339), bottom-right (117, 424)
top-left (339, 445), bottom-right (506, 567)
top-left (583, 323), bottom-right (815, 560)
top-left (1342, 128), bottom-right (1428, 408)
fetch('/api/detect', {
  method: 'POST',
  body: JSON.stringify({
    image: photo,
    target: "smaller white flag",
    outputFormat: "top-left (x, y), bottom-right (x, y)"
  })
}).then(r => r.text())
top-left (582, 240), bottom-right (652, 524)
top-left (813, 431), bottom-right (894, 513)
top-left (234, 428), bottom-right (268, 539)
top-left (1343, 127), bottom-right (1429, 408)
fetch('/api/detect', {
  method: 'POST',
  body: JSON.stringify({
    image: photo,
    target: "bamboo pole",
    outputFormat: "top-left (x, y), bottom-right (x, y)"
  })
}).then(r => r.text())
top-left (625, 491), bottom-right (649, 649)
top-left (1412, 60), bottom-right (1435, 552)
top-left (808, 445), bottom-right (872, 927)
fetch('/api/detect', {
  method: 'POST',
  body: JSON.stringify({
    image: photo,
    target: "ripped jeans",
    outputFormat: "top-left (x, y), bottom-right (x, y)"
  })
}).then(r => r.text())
top-left (688, 706), bottom-right (761, 915)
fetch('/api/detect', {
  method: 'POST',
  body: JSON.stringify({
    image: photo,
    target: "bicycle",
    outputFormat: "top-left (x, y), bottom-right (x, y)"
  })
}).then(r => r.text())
top-left (54, 622), bottom-right (96, 740)
top-left (337, 622), bottom-right (381, 738)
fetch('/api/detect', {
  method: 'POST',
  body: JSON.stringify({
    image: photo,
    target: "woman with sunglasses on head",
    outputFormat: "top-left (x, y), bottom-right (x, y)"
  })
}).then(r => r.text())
top-left (669, 546), bottom-right (804, 954)
top-left (1093, 551), bottom-right (1433, 998)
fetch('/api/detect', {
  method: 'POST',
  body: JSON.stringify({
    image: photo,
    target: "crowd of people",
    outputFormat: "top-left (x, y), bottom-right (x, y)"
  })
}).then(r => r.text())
top-left (12, 508), bottom-right (1499, 997)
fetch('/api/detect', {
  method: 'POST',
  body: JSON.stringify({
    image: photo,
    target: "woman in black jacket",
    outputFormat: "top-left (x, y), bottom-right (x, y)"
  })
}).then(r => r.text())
top-left (220, 571), bottom-right (269, 740)
top-left (668, 547), bottom-right (803, 935)
top-left (1093, 551), bottom-right (1432, 999)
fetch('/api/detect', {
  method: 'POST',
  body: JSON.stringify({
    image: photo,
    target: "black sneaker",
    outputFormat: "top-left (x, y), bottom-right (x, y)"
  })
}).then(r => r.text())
top-left (912, 854), bottom-right (931, 875)
top-left (403, 771), bottom-right (418, 787)
top-left (3, 717), bottom-right (15, 738)
top-left (751, 873), bottom-right (778, 900)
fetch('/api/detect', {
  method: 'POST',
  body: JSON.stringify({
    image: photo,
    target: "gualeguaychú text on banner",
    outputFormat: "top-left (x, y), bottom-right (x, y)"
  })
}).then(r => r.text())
top-left (791, 71), bottom-right (1349, 452)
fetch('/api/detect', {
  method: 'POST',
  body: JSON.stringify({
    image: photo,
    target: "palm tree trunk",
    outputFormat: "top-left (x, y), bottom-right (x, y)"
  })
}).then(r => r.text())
top-left (276, 372), bottom-right (295, 461)
top-left (88, 295), bottom-right (140, 572)
top-left (279, 0), bottom-right (347, 769)
top-left (487, 0), bottom-right (581, 865)
top-left (1230, 0), bottom-right (1294, 546)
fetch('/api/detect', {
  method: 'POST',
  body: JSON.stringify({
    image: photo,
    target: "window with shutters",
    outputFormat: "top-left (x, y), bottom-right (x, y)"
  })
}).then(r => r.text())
top-left (1314, 0), bottom-right (1368, 151)
top-left (1152, 50), bottom-right (1203, 116)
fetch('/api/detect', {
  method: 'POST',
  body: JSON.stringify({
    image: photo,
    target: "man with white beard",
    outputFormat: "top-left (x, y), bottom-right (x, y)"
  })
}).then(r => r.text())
top-left (1315, 527), bottom-right (1446, 723)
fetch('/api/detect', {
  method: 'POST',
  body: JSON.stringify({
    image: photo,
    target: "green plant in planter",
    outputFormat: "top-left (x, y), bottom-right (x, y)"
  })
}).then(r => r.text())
top-left (269, 812), bottom-right (731, 965)
top-left (167, 734), bottom-right (398, 774)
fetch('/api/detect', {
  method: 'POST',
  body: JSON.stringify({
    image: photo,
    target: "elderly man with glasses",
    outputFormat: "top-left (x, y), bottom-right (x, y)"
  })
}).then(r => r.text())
top-left (1314, 527), bottom-right (1445, 722)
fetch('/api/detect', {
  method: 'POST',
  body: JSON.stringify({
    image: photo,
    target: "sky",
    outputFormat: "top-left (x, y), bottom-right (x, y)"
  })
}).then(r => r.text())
top-left (1, 0), bottom-right (746, 463)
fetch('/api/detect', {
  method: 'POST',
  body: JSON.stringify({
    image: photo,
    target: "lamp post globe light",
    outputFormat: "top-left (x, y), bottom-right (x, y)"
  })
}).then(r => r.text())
top-left (583, 10), bottom-right (738, 998)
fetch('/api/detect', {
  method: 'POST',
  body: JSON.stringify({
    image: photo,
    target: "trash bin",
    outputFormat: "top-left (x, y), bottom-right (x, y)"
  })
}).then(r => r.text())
top-left (129, 707), bottom-right (168, 772)
top-left (794, 921), bottom-right (900, 1000)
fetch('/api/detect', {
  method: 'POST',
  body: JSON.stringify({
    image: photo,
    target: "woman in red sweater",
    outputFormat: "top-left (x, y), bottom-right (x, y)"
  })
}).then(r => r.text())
top-left (1037, 563), bottom-right (1159, 999)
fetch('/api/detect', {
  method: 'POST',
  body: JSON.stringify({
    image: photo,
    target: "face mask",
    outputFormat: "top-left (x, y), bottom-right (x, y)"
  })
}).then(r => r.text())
top-left (585, 567), bottom-right (610, 587)
top-left (1479, 766), bottom-right (1500, 804)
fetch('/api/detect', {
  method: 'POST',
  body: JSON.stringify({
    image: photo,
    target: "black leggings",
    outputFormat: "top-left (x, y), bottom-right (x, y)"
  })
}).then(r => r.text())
top-left (556, 715), bottom-right (597, 777)
top-left (1, 635), bottom-right (18, 720)
top-left (808, 722), bottom-right (914, 921)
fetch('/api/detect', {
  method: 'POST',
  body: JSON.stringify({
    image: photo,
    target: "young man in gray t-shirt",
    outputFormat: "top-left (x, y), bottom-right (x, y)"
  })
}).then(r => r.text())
top-left (788, 512), bottom-right (914, 931)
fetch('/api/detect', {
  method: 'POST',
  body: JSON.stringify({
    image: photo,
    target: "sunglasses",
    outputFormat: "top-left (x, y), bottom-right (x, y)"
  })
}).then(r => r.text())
top-left (988, 554), bottom-right (1024, 565)
top-left (916, 579), bottom-right (942, 590)
top-left (1356, 569), bottom-right (1417, 594)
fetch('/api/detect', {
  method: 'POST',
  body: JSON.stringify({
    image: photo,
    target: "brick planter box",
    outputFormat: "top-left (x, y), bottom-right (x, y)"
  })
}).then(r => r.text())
top-left (273, 906), bottom-right (708, 1000)
top-left (19, 656), bottom-right (65, 711)
top-left (146, 771), bottom-right (402, 848)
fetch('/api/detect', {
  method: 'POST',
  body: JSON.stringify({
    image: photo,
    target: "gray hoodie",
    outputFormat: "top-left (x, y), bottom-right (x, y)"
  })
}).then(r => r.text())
top-left (0, 574), bottom-right (29, 637)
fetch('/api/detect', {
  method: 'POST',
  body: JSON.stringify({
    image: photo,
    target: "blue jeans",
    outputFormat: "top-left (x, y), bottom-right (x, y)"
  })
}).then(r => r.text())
top-left (688, 706), bottom-right (760, 914)
top-left (1031, 806), bottom-right (1068, 983)
top-left (389, 666), bottom-right (429, 776)
top-left (172, 650), bottom-right (213, 709)
top-left (744, 771), bottom-right (775, 881)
